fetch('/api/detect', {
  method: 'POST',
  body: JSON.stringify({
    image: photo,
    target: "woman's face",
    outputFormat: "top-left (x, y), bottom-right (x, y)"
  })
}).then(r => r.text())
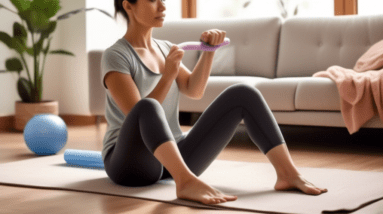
top-left (125, 0), bottom-right (166, 26)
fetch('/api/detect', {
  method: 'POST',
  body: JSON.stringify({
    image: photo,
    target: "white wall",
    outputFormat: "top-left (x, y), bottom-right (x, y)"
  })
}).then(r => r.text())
top-left (359, 0), bottom-right (383, 16)
top-left (196, 0), bottom-right (334, 19)
top-left (0, 1), bottom-right (20, 116)
top-left (55, 0), bottom-right (88, 115)
top-left (86, 0), bottom-right (125, 53)
top-left (86, 0), bottom-right (181, 51)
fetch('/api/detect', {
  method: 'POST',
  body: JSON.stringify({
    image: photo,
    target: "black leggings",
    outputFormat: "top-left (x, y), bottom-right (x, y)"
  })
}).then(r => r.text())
top-left (104, 83), bottom-right (286, 187)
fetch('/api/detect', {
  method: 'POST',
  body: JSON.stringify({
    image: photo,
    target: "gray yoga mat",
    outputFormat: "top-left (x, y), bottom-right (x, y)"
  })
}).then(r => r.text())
top-left (0, 154), bottom-right (382, 214)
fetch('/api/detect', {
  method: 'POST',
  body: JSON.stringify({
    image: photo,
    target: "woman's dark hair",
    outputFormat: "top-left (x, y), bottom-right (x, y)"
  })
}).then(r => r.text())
top-left (115, 0), bottom-right (138, 25)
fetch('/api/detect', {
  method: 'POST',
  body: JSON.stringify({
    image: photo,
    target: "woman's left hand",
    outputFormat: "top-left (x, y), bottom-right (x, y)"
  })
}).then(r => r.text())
top-left (200, 29), bottom-right (226, 47)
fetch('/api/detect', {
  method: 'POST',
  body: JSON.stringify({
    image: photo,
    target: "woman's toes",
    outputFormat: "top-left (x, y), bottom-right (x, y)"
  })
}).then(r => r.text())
top-left (314, 187), bottom-right (327, 193)
top-left (216, 198), bottom-right (224, 203)
top-left (203, 196), bottom-right (215, 204)
top-left (225, 195), bottom-right (238, 201)
top-left (209, 198), bottom-right (217, 204)
top-left (314, 187), bottom-right (322, 194)
top-left (299, 183), bottom-right (321, 195)
top-left (310, 188), bottom-right (321, 195)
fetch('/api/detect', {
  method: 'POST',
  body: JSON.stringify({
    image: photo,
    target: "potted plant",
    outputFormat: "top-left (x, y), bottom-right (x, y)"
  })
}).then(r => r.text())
top-left (0, 0), bottom-right (112, 131)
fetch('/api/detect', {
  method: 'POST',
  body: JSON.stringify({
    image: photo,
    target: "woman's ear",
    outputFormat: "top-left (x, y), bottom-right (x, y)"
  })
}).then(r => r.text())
top-left (123, 0), bottom-right (131, 12)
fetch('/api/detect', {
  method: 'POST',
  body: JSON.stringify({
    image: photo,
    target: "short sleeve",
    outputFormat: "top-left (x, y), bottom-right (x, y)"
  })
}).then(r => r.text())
top-left (101, 49), bottom-right (132, 89)
top-left (163, 40), bottom-right (174, 51)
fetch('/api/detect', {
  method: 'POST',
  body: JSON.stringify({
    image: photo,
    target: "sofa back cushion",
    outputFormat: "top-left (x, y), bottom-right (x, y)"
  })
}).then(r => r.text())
top-left (152, 17), bottom-right (281, 78)
top-left (197, 45), bottom-right (236, 76)
top-left (277, 14), bottom-right (383, 78)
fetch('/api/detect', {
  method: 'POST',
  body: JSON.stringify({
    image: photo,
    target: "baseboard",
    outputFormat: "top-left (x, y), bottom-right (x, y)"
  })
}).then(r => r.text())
top-left (0, 112), bottom-right (194, 133)
top-left (0, 115), bottom-right (107, 133)
top-left (0, 116), bottom-right (14, 133)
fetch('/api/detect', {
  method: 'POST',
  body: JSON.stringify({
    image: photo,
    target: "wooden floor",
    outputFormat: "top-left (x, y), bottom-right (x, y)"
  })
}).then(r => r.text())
top-left (1, 123), bottom-right (383, 214)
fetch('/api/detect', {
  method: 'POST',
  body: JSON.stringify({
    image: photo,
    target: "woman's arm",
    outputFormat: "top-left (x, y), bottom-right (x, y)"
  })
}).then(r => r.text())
top-left (187, 51), bottom-right (215, 99)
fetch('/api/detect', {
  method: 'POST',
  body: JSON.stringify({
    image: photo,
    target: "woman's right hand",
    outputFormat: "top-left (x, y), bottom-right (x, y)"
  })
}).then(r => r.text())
top-left (163, 45), bottom-right (184, 80)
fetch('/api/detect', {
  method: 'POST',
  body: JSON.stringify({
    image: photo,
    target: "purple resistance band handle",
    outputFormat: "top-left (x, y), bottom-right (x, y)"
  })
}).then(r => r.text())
top-left (178, 37), bottom-right (230, 51)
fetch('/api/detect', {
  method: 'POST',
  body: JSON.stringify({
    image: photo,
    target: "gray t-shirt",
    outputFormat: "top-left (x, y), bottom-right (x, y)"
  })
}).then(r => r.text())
top-left (100, 37), bottom-right (187, 162)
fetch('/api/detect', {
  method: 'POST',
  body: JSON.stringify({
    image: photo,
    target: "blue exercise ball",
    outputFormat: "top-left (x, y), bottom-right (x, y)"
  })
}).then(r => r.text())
top-left (24, 114), bottom-right (68, 155)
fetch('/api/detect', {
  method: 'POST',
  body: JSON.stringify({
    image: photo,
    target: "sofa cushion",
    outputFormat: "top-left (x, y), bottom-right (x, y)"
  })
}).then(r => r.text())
top-left (255, 77), bottom-right (298, 111)
top-left (277, 14), bottom-right (383, 78)
top-left (256, 77), bottom-right (341, 111)
top-left (354, 39), bottom-right (383, 72)
top-left (180, 76), bottom-right (340, 112)
top-left (294, 77), bottom-right (341, 111)
top-left (179, 76), bottom-right (270, 112)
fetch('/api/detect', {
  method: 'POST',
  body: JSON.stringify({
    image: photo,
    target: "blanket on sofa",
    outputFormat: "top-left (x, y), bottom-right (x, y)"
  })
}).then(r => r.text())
top-left (313, 40), bottom-right (383, 134)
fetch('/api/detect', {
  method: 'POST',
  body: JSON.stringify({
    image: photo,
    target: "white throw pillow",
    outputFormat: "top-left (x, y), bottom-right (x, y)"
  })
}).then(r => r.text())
top-left (197, 45), bottom-right (235, 76)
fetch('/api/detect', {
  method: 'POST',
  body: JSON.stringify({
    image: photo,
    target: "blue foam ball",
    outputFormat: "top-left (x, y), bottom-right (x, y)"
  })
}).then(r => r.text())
top-left (23, 114), bottom-right (68, 155)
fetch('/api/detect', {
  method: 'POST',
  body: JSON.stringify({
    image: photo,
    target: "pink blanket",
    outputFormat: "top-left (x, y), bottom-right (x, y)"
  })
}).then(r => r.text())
top-left (313, 40), bottom-right (383, 134)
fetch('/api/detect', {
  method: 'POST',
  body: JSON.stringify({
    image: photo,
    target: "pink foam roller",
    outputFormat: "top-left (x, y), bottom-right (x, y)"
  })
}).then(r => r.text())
top-left (178, 37), bottom-right (230, 51)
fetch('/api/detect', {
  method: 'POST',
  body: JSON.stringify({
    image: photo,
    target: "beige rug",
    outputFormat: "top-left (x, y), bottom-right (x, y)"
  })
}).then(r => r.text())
top-left (1, 154), bottom-right (383, 214)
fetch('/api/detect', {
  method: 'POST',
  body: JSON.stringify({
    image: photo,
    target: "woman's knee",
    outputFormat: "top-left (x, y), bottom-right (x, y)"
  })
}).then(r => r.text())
top-left (132, 98), bottom-right (162, 112)
top-left (138, 97), bottom-right (160, 106)
top-left (226, 83), bottom-right (263, 99)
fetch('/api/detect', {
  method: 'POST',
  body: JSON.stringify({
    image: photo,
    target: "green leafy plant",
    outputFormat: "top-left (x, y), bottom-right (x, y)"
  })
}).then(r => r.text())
top-left (0, 0), bottom-right (113, 102)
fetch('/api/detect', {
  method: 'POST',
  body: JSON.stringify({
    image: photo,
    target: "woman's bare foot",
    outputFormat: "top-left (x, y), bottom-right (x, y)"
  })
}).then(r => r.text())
top-left (176, 176), bottom-right (238, 204)
top-left (274, 174), bottom-right (328, 195)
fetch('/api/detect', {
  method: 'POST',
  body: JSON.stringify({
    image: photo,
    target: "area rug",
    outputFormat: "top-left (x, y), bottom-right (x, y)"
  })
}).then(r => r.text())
top-left (0, 154), bottom-right (383, 214)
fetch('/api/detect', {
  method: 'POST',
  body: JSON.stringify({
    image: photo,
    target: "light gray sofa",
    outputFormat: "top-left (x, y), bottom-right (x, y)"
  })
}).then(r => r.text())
top-left (89, 14), bottom-right (383, 131)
